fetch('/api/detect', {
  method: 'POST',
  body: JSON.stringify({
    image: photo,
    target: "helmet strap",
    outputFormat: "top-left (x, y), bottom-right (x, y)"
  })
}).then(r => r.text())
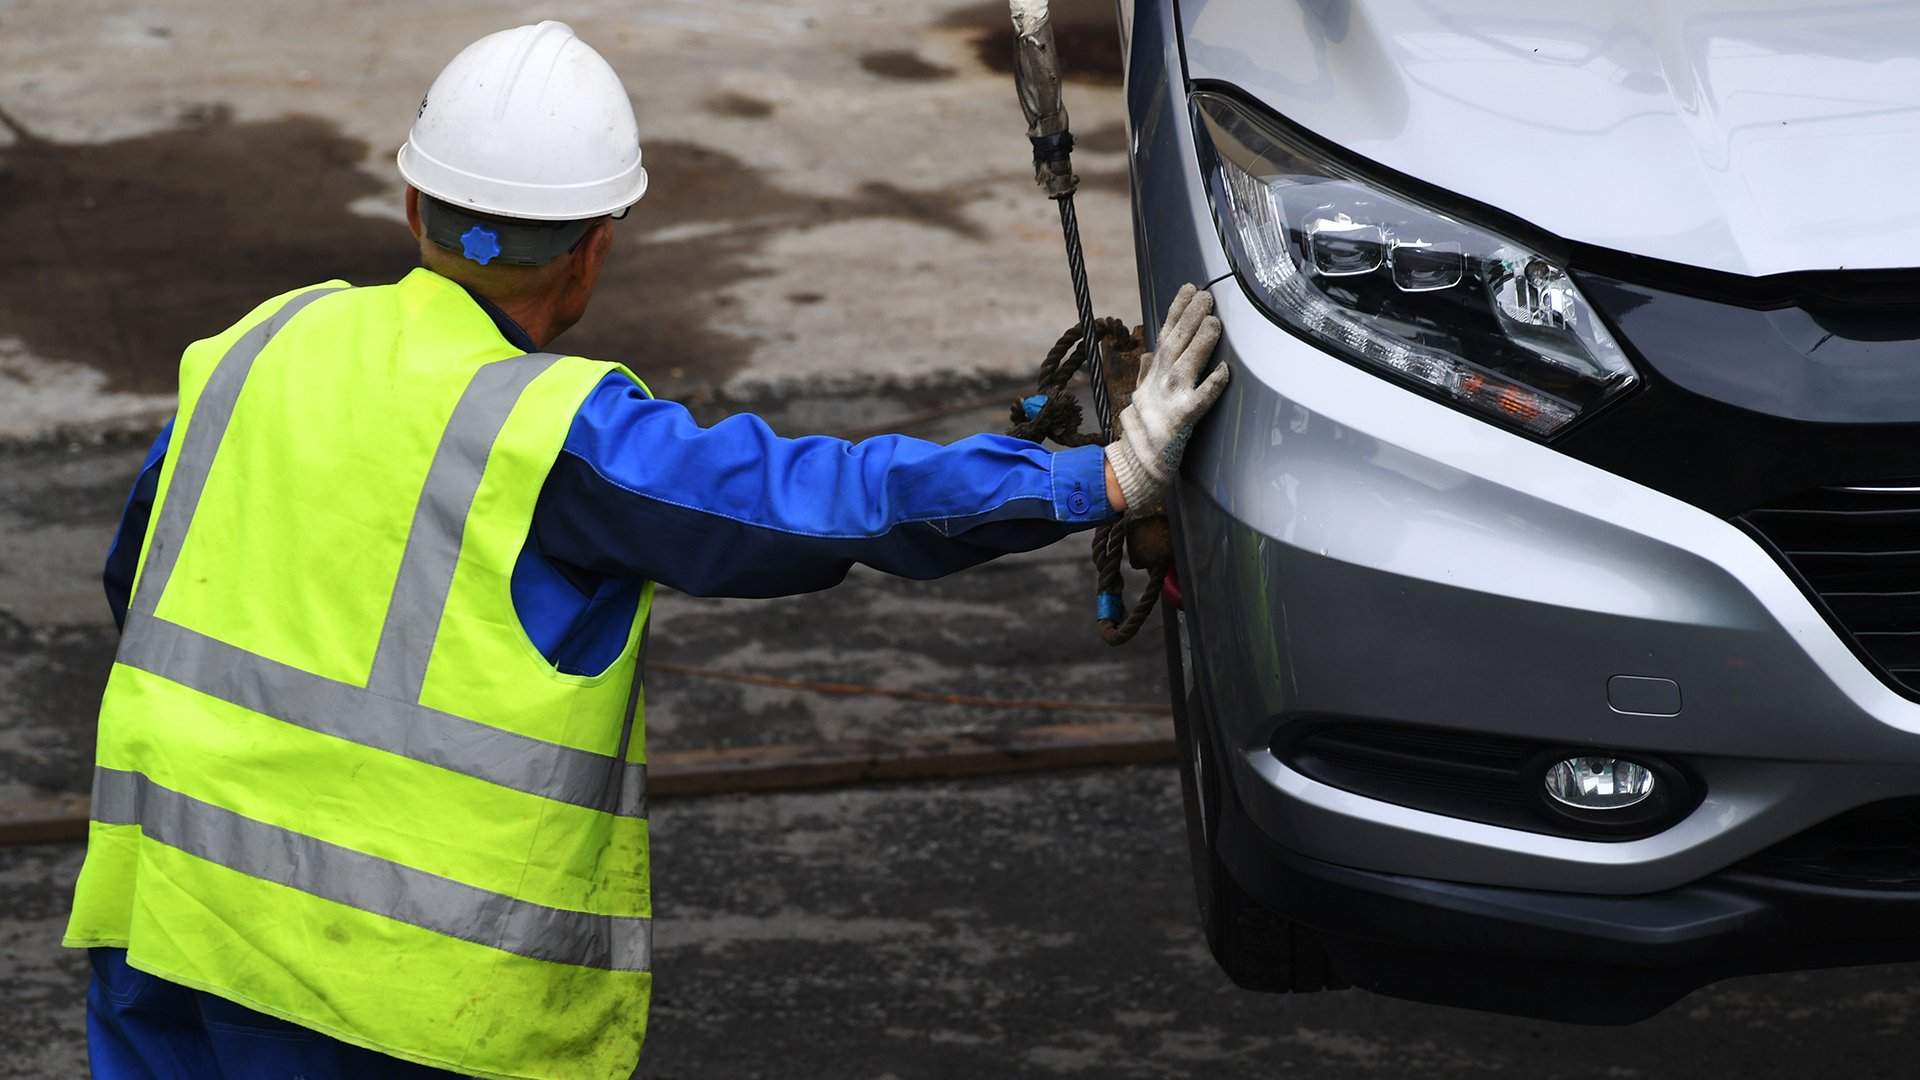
top-left (419, 196), bottom-right (599, 268)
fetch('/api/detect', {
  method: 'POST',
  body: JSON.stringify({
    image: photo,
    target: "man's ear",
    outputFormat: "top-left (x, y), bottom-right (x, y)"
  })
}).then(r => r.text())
top-left (405, 187), bottom-right (424, 242)
top-left (573, 218), bottom-right (614, 288)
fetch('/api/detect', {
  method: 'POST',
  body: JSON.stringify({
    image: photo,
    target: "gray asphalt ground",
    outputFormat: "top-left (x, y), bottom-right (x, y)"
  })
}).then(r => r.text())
top-left (7, 1), bottom-right (1920, 1077)
top-left (10, 764), bottom-right (1920, 1079)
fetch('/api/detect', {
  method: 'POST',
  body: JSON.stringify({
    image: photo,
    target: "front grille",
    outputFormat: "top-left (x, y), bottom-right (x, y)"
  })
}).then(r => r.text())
top-left (1738, 798), bottom-right (1920, 890)
top-left (1743, 486), bottom-right (1920, 696)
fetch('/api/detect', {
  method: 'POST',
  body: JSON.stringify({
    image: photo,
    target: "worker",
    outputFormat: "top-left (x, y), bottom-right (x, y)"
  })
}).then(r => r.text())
top-left (64, 21), bottom-right (1227, 1080)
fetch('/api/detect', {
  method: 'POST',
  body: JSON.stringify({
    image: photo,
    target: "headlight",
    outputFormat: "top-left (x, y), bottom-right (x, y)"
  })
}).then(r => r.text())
top-left (1191, 91), bottom-right (1636, 437)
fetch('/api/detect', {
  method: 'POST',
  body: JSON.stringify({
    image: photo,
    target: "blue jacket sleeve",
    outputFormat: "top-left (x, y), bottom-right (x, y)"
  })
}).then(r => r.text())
top-left (534, 375), bottom-right (1116, 598)
top-left (105, 420), bottom-right (173, 629)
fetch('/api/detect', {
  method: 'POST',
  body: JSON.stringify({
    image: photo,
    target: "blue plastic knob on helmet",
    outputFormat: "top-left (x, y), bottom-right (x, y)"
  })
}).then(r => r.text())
top-left (459, 225), bottom-right (502, 266)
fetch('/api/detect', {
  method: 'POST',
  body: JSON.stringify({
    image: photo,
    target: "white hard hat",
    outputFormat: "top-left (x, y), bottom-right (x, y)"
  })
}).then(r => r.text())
top-left (397, 20), bottom-right (648, 221)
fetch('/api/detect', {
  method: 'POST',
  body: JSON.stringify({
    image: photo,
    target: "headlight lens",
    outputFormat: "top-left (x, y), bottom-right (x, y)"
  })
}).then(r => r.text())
top-left (1191, 91), bottom-right (1636, 437)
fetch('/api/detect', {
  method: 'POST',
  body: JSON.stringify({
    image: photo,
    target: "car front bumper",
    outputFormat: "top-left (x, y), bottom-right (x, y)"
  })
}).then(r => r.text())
top-left (1173, 280), bottom-right (1920, 896)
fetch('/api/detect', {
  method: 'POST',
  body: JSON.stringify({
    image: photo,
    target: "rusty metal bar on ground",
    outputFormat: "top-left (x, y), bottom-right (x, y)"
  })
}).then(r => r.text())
top-left (0, 718), bottom-right (1175, 848)
top-left (1, 794), bottom-right (89, 846)
top-left (650, 661), bottom-right (1167, 715)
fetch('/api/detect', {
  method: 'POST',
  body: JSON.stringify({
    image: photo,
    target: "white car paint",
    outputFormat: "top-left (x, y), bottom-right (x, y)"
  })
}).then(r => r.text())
top-left (1179, 0), bottom-right (1920, 277)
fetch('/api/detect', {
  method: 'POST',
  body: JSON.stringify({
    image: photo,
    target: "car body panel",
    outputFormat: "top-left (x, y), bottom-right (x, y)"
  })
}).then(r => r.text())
top-left (1177, 0), bottom-right (1920, 277)
top-left (1170, 281), bottom-right (1920, 894)
top-left (1124, 0), bottom-right (1232, 333)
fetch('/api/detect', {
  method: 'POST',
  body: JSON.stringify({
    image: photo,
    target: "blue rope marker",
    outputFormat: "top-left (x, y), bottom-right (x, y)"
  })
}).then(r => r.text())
top-left (460, 224), bottom-right (502, 266)
top-left (1096, 590), bottom-right (1125, 623)
top-left (1021, 394), bottom-right (1048, 422)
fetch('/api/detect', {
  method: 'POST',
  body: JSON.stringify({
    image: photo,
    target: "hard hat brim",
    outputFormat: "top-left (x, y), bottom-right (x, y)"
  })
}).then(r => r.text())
top-left (397, 142), bottom-right (648, 222)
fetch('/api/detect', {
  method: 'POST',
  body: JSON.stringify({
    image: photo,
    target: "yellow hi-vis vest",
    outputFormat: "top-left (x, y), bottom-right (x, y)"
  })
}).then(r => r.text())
top-left (64, 269), bottom-right (655, 1080)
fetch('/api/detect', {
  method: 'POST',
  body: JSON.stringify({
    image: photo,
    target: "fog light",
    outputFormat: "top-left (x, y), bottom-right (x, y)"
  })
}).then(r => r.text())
top-left (1544, 756), bottom-right (1655, 810)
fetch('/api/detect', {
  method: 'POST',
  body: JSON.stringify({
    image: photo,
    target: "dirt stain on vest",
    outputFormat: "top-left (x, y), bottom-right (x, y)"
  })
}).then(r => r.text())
top-left (0, 106), bottom-right (991, 405)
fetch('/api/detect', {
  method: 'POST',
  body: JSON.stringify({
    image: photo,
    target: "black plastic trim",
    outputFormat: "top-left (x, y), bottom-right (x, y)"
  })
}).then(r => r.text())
top-left (1216, 806), bottom-right (1920, 1024)
top-left (1274, 720), bottom-right (1700, 842)
top-left (1554, 283), bottom-right (1920, 517)
top-left (1738, 493), bottom-right (1920, 705)
top-left (1738, 796), bottom-right (1920, 890)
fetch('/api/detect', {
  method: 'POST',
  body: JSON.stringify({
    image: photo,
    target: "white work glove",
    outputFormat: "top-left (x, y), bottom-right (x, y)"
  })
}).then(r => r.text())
top-left (1105, 284), bottom-right (1228, 515)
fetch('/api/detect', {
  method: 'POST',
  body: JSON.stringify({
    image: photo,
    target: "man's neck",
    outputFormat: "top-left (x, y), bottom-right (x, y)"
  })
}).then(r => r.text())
top-left (491, 296), bottom-right (567, 350)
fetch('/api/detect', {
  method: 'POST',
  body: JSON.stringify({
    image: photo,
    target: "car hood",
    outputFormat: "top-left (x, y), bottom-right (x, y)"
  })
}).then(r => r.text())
top-left (1178, 0), bottom-right (1920, 278)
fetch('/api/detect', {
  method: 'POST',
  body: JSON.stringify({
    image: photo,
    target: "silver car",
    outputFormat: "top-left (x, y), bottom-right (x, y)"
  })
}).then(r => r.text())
top-left (1126, 0), bottom-right (1920, 1021)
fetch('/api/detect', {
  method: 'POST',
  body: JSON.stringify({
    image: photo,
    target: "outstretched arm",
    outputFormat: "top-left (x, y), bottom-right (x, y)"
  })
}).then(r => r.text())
top-left (533, 284), bottom-right (1228, 599)
top-left (533, 381), bottom-right (1117, 598)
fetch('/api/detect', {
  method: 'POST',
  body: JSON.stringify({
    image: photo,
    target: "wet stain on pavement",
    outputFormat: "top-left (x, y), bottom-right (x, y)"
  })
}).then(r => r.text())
top-left (0, 108), bottom-right (995, 404)
top-left (0, 104), bottom-right (411, 396)
top-left (702, 92), bottom-right (776, 119)
top-left (1075, 121), bottom-right (1130, 155)
top-left (942, 0), bottom-right (1124, 86)
top-left (858, 50), bottom-right (957, 81)
top-left (1075, 166), bottom-right (1132, 195)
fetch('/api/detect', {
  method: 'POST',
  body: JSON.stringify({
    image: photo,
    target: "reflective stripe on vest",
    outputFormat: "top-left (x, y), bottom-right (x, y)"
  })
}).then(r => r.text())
top-left (114, 611), bottom-right (647, 819)
top-left (128, 287), bottom-right (344, 621)
top-left (92, 766), bottom-right (651, 971)
top-left (103, 286), bottom-right (649, 971)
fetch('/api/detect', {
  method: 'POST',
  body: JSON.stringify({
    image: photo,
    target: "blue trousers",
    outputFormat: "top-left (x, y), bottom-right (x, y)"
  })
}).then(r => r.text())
top-left (86, 948), bottom-right (462, 1079)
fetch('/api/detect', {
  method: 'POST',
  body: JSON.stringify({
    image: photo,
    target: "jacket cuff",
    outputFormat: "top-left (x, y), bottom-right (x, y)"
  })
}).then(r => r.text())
top-left (1050, 445), bottom-right (1116, 523)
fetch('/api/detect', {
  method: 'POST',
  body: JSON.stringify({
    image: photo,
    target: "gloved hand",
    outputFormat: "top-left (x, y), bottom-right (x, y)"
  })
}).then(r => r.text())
top-left (1104, 284), bottom-right (1228, 515)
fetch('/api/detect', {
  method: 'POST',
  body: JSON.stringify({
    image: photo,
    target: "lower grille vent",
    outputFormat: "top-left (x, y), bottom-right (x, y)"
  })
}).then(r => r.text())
top-left (1742, 485), bottom-right (1920, 697)
top-left (1739, 798), bottom-right (1920, 890)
